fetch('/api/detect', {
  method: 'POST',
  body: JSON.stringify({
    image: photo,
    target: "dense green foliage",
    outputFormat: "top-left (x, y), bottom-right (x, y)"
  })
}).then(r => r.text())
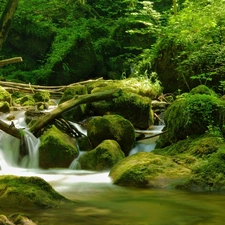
top-left (1, 0), bottom-right (225, 93)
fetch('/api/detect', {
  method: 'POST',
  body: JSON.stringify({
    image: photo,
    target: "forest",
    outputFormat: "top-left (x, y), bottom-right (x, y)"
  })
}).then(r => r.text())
top-left (0, 0), bottom-right (224, 95)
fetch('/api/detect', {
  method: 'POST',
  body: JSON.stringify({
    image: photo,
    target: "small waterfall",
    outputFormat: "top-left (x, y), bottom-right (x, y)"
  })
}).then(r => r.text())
top-left (0, 129), bottom-right (40, 171)
top-left (20, 129), bottom-right (40, 168)
top-left (0, 130), bottom-right (21, 170)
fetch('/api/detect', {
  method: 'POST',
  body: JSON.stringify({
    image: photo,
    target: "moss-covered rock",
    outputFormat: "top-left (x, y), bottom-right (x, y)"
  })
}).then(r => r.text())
top-left (59, 85), bottom-right (89, 122)
top-left (0, 175), bottom-right (70, 208)
top-left (19, 95), bottom-right (36, 106)
top-left (78, 139), bottom-right (125, 171)
top-left (189, 147), bottom-right (225, 191)
top-left (33, 91), bottom-right (50, 102)
top-left (153, 133), bottom-right (225, 191)
top-left (39, 125), bottom-right (79, 168)
top-left (59, 85), bottom-right (88, 103)
top-left (0, 101), bottom-right (10, 113)
top-left (87, 78), bottom-right (162, 99)
top-left (87, 115), bottom-right (136, 156)
top-left (77, 136), bottom-right (93, 152)
top-left (163, 91), bottom-right (225, 142)
top-left (109, 152), bottom-right (190, 188)
top-left (92, 89), bottom-right (154, 129)
top-left (0, 86), bottom-right (12, 105)
top-left (189, 85), bottom-right (217, 96)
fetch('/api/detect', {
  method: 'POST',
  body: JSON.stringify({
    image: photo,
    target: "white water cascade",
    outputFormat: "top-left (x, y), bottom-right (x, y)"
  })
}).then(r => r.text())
top-left (0, 129), bottom-right (40, 172)
top-left (0, 110), bottom-right (39, 172)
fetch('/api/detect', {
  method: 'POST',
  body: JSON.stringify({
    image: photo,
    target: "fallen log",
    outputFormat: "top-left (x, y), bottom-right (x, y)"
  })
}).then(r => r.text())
top-left (0, 77), bottom-right (103, 98)
top-left (0, 120), bottom-right (22, 139)
top-left (29, 88), bottom-right (121, 136)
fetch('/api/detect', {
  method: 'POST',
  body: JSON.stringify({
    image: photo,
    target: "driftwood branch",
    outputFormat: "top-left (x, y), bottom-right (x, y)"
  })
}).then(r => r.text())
top-left (29, 88), bottom-right (121, 135)
top-left (0, 77), bottom-right (103, 98)
top-left (0, 57), bottom-right (23, 67)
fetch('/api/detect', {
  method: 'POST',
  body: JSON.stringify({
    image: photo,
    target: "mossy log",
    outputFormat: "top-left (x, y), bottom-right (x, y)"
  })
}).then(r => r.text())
top-left (29, 88), bottom-right (121, 136)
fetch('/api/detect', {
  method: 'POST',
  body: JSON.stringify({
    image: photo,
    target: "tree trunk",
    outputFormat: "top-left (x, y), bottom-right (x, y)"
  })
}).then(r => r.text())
top-left (0, 120), bottom-right (22, 139)
top-left (173, 0), bottom-right (177, 16)
top-left (0, 0), bottom-right (19, 49)
top-left (29, 88), bottom-right (121, 136)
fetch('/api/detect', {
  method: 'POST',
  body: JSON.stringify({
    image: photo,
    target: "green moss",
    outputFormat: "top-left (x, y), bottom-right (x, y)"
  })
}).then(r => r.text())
top-left (33, 91), bottom-right (50, 102)
top-left (89, 78), bottom-right (162, 99)
top-left (164, 93), bottom-right (225, 142)
top-left (92, 89), bottom-right (153, 129)
top-left (19, 95), bottom-right (36, 106)
top-left (186, 147), bottom-right (225, 191)
top-left (87, 115), bottom-right (136, 156)
top-left (59, 85), bottom-right (87, 104)
top-left (189, 85), bottom-right (217, 96)
top-left (39, 125), bottom-right (79, 168)
top-left (78, 139), bottom-right (125, 171)
top-left (0, 86), bottom-right (12, 105)
top-left (0, 175), bottom-right (70, 208)
top-left (109, 152), bottom-right (190, 188)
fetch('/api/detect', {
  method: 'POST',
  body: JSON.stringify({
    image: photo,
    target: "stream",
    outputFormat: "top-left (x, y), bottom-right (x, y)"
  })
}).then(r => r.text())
top-left (0, 111), bottom-right (225, 225)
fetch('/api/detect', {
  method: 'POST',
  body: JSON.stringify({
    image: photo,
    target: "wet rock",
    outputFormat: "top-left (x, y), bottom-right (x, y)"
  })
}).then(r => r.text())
top-left (87, 115), bottom-right (136, 156)
top-left (78, 139), bottom-right (125, 171)
top-left (109, 152), bottom-right (190, 188)
top-left (0, 101), bottom-right (10, 113)
top-left (33, 91), bottom-right (50, 102)
top-left (0, 175), bottom-right (70, 208)
top-left (39, 125), bottom-right (79, 168)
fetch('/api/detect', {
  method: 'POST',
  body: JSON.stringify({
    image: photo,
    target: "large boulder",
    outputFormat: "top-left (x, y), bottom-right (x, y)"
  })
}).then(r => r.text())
top-left (0, 175), bottom-right (70, 208)
top-left (87, 115), bottom-right (136, 156)
top-left (163, 86), bottom-right (225, 143)
top-left (154, 132), bottom-right (225, 191)
top-left (91, 90), bottom-right (154, 129)
top-left (39, 125), bottom-right (79, 168)
top-left (109, 152), bottom-right (190, 188)
top-left (78, 139), bottom-right (125, 171)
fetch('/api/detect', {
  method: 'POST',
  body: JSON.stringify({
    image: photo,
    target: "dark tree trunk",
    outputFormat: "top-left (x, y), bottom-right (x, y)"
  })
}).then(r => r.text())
top-left (0, 0), bottom-right (19, 49)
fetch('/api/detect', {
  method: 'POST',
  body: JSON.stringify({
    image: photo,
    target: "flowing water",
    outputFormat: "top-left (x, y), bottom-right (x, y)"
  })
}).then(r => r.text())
top-left (0, 112), bottom-right (225, 225)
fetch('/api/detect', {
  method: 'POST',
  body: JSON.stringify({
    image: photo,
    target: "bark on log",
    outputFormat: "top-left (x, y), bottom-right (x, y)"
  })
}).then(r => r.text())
top-left (29, 88), bottom-right (121, 135)
top-left (0, 57), bottom-right (23, 67)
top-left (0, 120), bottom-right (22, 139)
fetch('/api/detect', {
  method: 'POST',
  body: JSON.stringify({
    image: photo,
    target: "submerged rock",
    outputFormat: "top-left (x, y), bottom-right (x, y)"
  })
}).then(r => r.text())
top-left (0, 175), bottom-right (70, 208)
top-left (78, 139), bottom-right (125, 171)
top-left (87, 115), bottom-right (136, 156)
top-left (39, 125), bottom-right (79, 168)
